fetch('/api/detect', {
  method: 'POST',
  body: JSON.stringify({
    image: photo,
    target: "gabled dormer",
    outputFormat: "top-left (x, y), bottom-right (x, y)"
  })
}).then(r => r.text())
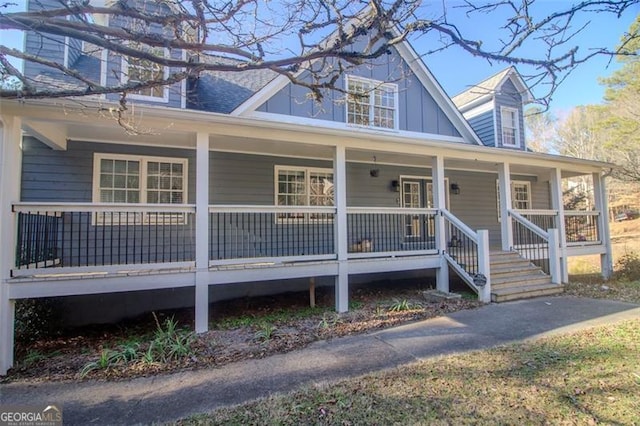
top-left (23, 0), bottom-right (186, 108)
top-left (452, 67), bottom-right (533, 150)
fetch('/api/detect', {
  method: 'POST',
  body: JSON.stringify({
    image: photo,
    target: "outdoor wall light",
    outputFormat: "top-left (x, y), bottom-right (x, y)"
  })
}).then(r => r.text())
top-left (391, 180), bottom-right (400, 192)
top-left (450, 182), bottom-right (461, 195)
top-left (369, 156), bottom-right (380, 177)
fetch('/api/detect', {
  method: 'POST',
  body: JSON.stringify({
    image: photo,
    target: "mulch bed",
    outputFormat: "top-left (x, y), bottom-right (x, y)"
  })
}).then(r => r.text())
top-left (5, 280), bottom-right (481, 383)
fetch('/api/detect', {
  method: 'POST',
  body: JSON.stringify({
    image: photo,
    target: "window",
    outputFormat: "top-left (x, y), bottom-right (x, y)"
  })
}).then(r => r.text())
top-left (93, 154), bottom-right (187, 223)
top-left (500, 107), bottom-right (520, 147)
top-left (496, 180), bottom-right (531, 220)
top-left (275, 166), bottom-right (334, 220)
top-left (512, 182), bottom-right (531, 210)
top-left (122, 44), bottom-right (169, 101)
top-left (346, 76), bottom-right (398, 130)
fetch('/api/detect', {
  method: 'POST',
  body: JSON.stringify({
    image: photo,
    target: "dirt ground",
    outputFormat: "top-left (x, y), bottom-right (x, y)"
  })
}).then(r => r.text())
top-left (6, 279), bottom-right (480, 383)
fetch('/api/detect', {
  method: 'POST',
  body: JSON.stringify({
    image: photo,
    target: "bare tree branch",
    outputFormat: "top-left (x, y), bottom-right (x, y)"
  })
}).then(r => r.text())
top-left (0, 0), bottom-right (637, 111)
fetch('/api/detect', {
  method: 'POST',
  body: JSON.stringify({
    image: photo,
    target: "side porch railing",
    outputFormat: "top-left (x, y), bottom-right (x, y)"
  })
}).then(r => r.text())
top-left (509, 210), bottom-right (560, 283)
top-left (515, 208), bottom-right (603, 247)
top-left (564, 211), bottom-right (601, 245)
top-left (12, 203), bottom-right (196, 276)
top-left (441, 209), bottom-right (491, 302)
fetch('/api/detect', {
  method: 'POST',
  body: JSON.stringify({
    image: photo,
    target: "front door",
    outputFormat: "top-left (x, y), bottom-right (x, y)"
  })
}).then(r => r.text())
top-left (401, 177), bottom-right (448, 241)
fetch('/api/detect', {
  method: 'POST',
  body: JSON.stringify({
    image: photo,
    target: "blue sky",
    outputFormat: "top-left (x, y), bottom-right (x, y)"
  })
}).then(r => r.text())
top-left (2, 1), bottom-right (637, 114)
top-left (411, 1), bottom-right (639, 113)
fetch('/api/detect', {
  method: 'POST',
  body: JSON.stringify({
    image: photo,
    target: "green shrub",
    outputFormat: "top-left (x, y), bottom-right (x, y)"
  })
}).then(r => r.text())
top-left (615, 251), bottom-right (640, 281)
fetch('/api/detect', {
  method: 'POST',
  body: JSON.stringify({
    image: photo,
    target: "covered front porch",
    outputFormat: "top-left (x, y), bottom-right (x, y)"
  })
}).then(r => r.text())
top-left (0, 102), bottom-right (613, 374)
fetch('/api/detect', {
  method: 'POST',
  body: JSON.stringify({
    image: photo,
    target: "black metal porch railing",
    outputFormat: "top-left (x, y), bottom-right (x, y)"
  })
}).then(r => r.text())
top-left (16, 211), bottom-right (62, 268)
top-left (442, 210), bottom-right (479, 277)
top-left (516, 210), bottom-right (557, 234)
top-left (14, 204), bottom-right (196, 270)
top-left (564, 211), bottom-right (600, 244)
top-left (209, 206), bottom-right (335, 262)
top-left (346, 208), bottom-right (438, 255)
top-left (510, 211), bottom-right (550, 274)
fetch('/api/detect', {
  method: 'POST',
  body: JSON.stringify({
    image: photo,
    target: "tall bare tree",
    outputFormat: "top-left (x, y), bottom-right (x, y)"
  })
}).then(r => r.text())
top-left (0, 0), bottom-right (638, 108)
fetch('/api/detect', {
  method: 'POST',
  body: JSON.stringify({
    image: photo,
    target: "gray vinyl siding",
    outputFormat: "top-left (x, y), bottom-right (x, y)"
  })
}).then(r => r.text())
top-left (467, 110), bottom-right (495, 147)
top-left (495, 79), bottom-right (526, 150)
top-left (21, 138), bottom-right (196, 202)
top-left (257, 46), bottom-right (461, 138)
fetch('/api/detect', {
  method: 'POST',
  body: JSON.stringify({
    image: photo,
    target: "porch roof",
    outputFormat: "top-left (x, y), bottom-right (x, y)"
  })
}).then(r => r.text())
top-left (3, 98), bottom-right (613, 177)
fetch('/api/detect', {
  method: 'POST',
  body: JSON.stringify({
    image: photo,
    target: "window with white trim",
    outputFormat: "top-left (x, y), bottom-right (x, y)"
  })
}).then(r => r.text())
top-left (121, 44), bottom-right (169, 101)
top-left (275, 166), bottom-right (334, 220)
top-left (346, 75), bottom-right (398, 130)
top-left (496, 180), bottom-right (531, 220)
top-left (93, 154), bottom-right (187, 224)
top-left (500, 106), bottom-right (520, 147)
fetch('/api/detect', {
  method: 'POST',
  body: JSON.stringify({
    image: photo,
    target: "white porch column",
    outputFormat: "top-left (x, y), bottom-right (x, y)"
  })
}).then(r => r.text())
top-left (550, 168), bottom-right (569, 283)
top-left (334, 145), bottom-right (348, 312)
top-left (593, 172), bottom-right (613, 279)
top-left (431, 155), bottom-right (449, 292)
top-left (194, 132), bottom-right (210, 333)
top-left (497, 162), bottom-right (513, 251)
top-left (0, 116), bottom-right (22, 375)
top-left (477, 230), bottom-right (492, 303)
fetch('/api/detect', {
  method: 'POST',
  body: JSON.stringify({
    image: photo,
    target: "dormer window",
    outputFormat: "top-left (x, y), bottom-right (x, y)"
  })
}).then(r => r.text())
top-left (122, 44), bottom-right (169, 101)
top-left (346, 75), bottom-right (398, 130)
top-left (500, 106), bottom-right (520, 147)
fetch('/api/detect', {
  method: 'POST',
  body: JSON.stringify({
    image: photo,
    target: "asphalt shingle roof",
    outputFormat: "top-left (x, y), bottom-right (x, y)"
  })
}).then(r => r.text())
top-left (451, 67), bottom-right (513, 109)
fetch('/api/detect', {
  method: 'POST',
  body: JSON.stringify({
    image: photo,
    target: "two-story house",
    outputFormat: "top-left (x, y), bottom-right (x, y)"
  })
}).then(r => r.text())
top-left (0, 0), bottom-right (613, 374)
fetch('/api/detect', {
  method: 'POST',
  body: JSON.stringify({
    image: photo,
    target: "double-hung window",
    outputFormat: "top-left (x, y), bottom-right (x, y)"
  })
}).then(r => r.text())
top-left (275, 166), bottom-right (334, 220)
top-left (500, 106), bottom-right (520, 147)
top-left (496, 180), bottom-right (531, 221)
top-left (94, 153), bottom-right (188, 224)
top-left (122, 43), bottom-right (169, 101)
top-left (346, 75), bottom-right (398, 130)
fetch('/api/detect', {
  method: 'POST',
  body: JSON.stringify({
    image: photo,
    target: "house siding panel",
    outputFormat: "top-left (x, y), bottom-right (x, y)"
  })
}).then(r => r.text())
top-left (495, 79), bottom-right (526, 150)
top-left (21, 138), bottom-right (196, 203)
top-left (467, 110), bottom-right (495, 147)
top-left (257, 46), bottom-right (461, 138)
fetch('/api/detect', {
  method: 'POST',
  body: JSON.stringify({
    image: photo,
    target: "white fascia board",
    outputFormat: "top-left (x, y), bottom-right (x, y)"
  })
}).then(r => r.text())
top-left (3, 99), bottom-right (613, 173)
top-left (248, 111), bottom-right (468, 144)
top-left (461, 101), bottom-right (494, 120)
top-left (455, 93), bottom-right (494, 113)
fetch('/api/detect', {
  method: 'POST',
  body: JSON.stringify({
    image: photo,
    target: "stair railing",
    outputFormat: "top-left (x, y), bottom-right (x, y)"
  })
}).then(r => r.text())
top-left (441, 209), bottom-right (491, 302)
top-left (509, 210), bottom-right (561, 284)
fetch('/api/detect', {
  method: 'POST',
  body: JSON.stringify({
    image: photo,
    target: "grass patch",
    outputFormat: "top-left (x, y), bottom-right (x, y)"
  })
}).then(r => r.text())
top-left (213, 305), bottom-right (329, 330)
top-left (179, 319), bottom-right (640, 425)
top-left (565, 278), bottom-right (640, 304)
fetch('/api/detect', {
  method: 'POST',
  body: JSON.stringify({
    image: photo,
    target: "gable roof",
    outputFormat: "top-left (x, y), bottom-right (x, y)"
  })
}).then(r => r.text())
top-left (231, 28), bottom-right (483, 145)
top-left (452, 66), bottom-right (533, 111)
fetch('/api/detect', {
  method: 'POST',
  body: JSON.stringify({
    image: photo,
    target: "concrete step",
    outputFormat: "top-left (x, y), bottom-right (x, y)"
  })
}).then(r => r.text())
top-left (491, 283), bottom-right (564, 302)
top-left (490, 258), bottom-right (532, 269)
top-left (491, 274), bottom-right (552, 289)
top-left (490, 264), bottom-right (541, 277)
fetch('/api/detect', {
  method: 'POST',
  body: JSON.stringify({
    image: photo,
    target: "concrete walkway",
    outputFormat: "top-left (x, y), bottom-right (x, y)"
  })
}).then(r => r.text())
top-left (1, 296), bottom-right (639, 425)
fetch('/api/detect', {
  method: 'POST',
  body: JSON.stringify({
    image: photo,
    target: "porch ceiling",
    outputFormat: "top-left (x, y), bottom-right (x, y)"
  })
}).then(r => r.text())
top-left (13, 100), bottom-right (604, 178)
